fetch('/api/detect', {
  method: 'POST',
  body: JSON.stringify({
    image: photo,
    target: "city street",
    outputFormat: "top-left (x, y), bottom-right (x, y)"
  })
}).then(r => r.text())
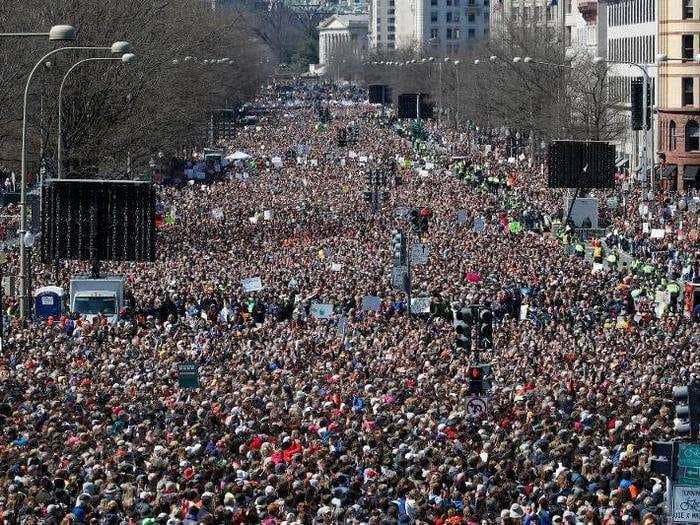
top-left (0, 81), bottom-right (697, 525)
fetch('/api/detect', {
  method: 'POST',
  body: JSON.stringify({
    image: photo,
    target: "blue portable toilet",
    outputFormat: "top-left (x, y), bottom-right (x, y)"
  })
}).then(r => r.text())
top-left (34, 286), bottom-right (64, 319)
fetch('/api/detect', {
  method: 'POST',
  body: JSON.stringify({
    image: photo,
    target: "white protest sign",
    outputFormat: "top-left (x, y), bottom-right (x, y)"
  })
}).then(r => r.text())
top-left (211, 208), bottom-right (224, 220)
top-left (348, 151), bottom-right (357, 159)
top-left (358, 156), bottom-right (368, 163)
top-left (271, 156), bottom-right (283, 168)
top-left (484, 145), bottom-right (492, 153)
top-left (310, 303), bottom-right (334, 319)
top-left (457, 211), bottom-right (468, 225)
top-left (242, 277), bottom-right (263, 292)
top-left (264, 210), bottom-right (273, 221)
top-left (655, 290), bottom-right (671, 304)
top-left (410, 297), bottom-right (431, 314)
top-left (331, 263), bottom-right (342, 272)
top-left (410, 243), bottom-right (429, 265)
top-left (672, 485), bottom-right (700, 524)
top-left (592, 263), bottom-right (604, 273)
top-left (519, 305), bottom-right (529, 321)
top-left (650, 228), bottom-right (666, 239)
top-left (425, 162), bottom-right (434, 170)
top-left (643, 222), bottom-right (650, 233)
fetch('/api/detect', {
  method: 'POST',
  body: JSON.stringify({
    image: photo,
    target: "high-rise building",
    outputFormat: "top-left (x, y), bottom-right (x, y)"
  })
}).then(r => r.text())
top-left (606, 0), bottom-right (658, 173)
top-left (369, 0), bottom-right (397, 50)
top-left (657, 0), bottom-right (700, 189)
top-left (369, 0), bottom-right (489, 53)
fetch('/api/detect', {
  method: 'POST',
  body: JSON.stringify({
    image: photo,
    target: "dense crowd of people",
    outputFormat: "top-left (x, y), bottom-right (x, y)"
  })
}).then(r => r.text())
top-left (0, 81), bottom-right (698, 525)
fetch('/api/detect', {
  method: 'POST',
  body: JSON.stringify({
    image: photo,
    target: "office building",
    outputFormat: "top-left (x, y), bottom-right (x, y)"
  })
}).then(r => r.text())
top-left (657, 0), bottom-right (700, 189)
top-left (369, 0), bottom-right (489, 54)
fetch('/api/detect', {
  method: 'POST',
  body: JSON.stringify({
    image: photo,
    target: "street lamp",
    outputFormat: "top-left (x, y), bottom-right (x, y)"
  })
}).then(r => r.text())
top-left (21, 232), bottom-right (35, 318)
top-left (57, 53), bottom-right (137, 178)
top-left (593, 55), bottom-right (654, 195)
top-left (519, 56), bottom-right (574, 70)
top-left (18, 41), bottom-right (133, 318)
top-left (0, 24), bottom-right (77, 41)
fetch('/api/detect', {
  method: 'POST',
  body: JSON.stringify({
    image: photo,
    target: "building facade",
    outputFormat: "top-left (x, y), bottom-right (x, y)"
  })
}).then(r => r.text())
top-left (605, 0), bottom-right (658, 172)
top-left (369, 0), bottom-right (489, 53)
top-left (657, 0), bottom-right (700, 189)
top-left (318, 14), bottom-right (370, 66)
top-left (369, 0), bottom-right (396, 50)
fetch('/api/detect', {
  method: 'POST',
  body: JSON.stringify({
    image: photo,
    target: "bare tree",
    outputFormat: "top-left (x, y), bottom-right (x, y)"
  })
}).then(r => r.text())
top-left (0, 0), bottom-right (268, 176)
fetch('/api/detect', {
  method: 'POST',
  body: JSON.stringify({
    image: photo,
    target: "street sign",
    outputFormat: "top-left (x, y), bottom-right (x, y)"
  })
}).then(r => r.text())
top-left (672, 485), bottom-right (700, 523)
top-left (391, 266), bottom-right (408, 291)
top-left (177, 363), bottom-right (199, 389)
top-left (410, 243), bottom-right (429, 265)
top-left (678, 444), bottom-right (700, 486)
top-left (466, 396), bottom-right (488, 418)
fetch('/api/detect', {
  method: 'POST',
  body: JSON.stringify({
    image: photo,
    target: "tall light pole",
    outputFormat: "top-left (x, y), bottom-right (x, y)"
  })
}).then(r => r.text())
top-left (18, 41), bottom-right (132, 319)
top-left (57, 52), bottom-right (137, 179)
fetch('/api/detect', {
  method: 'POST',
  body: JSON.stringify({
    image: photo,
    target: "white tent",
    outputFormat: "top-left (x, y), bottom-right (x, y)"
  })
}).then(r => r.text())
top-left (227, 150), bottom-right (251, 161)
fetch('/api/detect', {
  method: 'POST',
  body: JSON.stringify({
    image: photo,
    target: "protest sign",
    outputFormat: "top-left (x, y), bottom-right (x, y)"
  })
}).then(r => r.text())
top-left (242, 277), bottom-right (263, 292)
top-left (310, 303), bottom-right (334, 319)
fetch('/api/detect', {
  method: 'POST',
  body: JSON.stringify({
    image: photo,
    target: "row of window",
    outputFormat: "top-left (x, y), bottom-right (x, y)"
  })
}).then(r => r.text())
top-left (510, 5), bottom-right (555, 21)
top-left (428, 27), bottom-right (482, 39)
top-left (607, 35), bottom-right (656, 65)
top-left (430, 10), bottom-right (488, 22)
top-left (607, 0), bottom-right (656, 27)
top-left (430, 0), bottom-right (484, 6)
top-left (665, 119), bottom-right (699, 151)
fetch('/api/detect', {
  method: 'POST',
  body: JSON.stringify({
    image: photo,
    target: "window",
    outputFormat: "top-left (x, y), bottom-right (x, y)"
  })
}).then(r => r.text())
top-left (454, 28), bottom-right (461, 38)
top-left (683, 34), bottom-right (694, 61)
top-left (387, 25), bottom-right (395, 31)
top-left (669, 120), bottom-right (677, 150)
top-left (468, 12), bottom-right (476, 22)
top-left (683, 77), bottom-right (694, 106)
top-left (512, 6), bottom-right (519, 17)
top-left (446, 11), bottom-right (453, 21)
top-left (431, 11), bottom-right (438, 21)
top-left (468, 0), bottom-right (475, 5)
top-left (454, 0), bottom-right (460, 5)
top-left (446, 28), bottom-right (453, 39)
top-left (430, 28), bottom-right (440, 38)
top-left (484, 27), bottom-right (490, 37)
top-left (447, 0), bottom-right (452, 5)
top-left (388, 42), bottom-right (395, 49)
top-left (388, 8), bottom-right (395, 13)
top-left (683, 0), bottom-right (693, 19)
top-left (546, 5), bottom-right (553, 20)
top-left (566, 0), bottom-right (572, 13)
top-left (686, 120), bottom-right (699, 150)
top-left (388, 17), bottom-right (395, 23)
top-left (431, 0), bottom-right (438, 5)
top-left (468, 28), bottom-right (476, 38)
top-left (454, 11), bottom-right (460, 21)
top-left (523, 6), bottom-right (530, 20)
top-left (483, 0), bottom-right (489, 6)
top-left (388, 33), bottom-right (395, 40)
top-left (534, 5), bottom-right (542, 20)
top-left (484, 11), bottom-right (490, 21)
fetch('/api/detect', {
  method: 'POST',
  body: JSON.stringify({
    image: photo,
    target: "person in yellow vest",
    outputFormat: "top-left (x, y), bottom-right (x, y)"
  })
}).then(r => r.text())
top-left (593, 244), bottom-right (603, 264)
top-left (666, 280), bottom-right (681, 313)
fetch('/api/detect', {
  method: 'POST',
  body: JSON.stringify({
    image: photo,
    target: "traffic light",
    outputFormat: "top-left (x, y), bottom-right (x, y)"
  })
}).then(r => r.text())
top-left (477, 307), bottom-right (493, 350)
top-left (391, 230), bottom-right (406, 265)
top-left (468, 366), bottom-right (483, 394)
top-left (650, 441), bottom-right (677, 478)
top-left (673, 380), bottom-right (700, 439)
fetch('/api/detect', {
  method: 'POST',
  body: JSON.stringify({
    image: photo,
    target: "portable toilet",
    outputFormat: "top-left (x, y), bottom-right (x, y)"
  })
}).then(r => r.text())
top-left (34, 286), bottom-right (64, 319)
